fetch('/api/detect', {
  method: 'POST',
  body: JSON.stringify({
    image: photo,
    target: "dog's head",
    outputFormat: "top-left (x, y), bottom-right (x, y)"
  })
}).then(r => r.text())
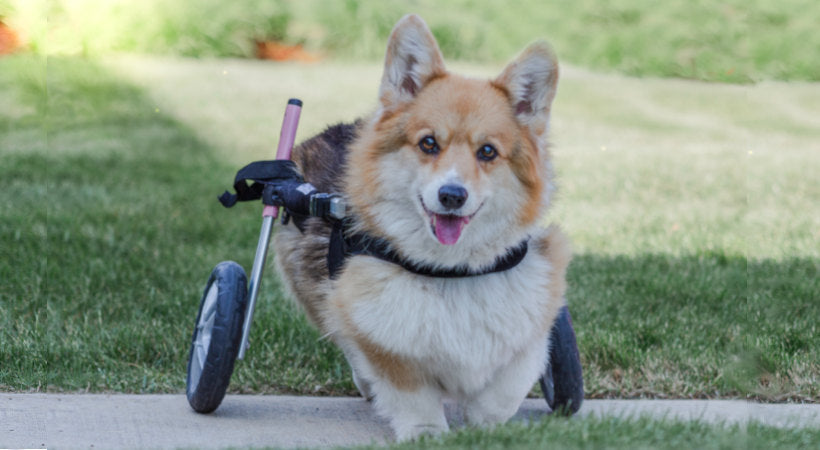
top-left (346, 15), bottom-right (559, 266)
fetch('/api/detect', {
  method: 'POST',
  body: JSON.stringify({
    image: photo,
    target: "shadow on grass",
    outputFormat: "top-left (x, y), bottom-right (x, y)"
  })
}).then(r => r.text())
top-left (1, 55), bottom-right (351, 395)
top-left (0, 55), bottom-right (273, 391)
top-left (569, 253), bottom-right (818, 401)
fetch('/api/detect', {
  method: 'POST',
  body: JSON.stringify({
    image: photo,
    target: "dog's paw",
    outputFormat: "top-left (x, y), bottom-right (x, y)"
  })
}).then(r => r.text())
top-left (464, 407), bottom-right (515, 427)
top-left (351, 366), bottom-right (375, 401)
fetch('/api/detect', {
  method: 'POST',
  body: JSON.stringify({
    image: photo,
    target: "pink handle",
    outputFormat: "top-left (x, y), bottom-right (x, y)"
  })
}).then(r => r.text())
top-left (265, 99), bottom-right (303, 218)
top-left (275, 99), bottom-right (303, 161)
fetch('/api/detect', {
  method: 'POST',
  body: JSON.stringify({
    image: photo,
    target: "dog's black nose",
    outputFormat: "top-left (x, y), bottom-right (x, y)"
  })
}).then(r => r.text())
top-left (438, 184), bottom-right (468, 210)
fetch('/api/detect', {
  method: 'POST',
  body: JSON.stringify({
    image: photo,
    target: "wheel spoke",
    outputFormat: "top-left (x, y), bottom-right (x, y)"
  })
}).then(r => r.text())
top-left (193, 283), bottom-right (218, 363)
top-left (195, 343), bottom-right (207, 371)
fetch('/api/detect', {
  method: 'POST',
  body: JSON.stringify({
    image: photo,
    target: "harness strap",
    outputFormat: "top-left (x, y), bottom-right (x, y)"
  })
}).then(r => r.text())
top-left (218, 160), bottom-right (302, 207)
top-left (328, 218), bottom-right (529, 279)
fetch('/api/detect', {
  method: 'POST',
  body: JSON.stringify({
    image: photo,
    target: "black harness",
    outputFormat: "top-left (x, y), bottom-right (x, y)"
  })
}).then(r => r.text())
top-left (327, 218), bottom-right (529, 279)
top-left (220, 160), bottom-right (529, 279)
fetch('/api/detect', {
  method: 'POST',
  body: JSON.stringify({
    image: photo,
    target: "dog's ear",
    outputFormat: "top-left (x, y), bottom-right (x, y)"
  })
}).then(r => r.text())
top-left (494, 42), bottom-right (559, 129)
top-left (379, 14), bottom-right (446, 109)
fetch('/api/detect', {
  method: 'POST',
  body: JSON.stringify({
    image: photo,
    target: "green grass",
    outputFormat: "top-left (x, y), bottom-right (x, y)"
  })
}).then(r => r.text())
top-left (5, 0), bottom-right (820, 82)
top-left (245, 416), bottom-right (820, 449)
top-left (0, 55), bottom-right (352, 394)
top-left (373, 417), bottom-right (820, 450)
top-left (573, 255), bottom-right (819, 401)
top-left (0, 54), bottom-right (47, 390)
top-left (2, 53), bottom-right (818, 402)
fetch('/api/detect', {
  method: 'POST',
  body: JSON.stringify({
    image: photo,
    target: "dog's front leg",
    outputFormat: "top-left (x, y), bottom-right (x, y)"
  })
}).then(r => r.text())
top-left (340, 338), bottom-right (448, 441)
top-left (373, 381), bottom-right (449, 441)
top-left (463, 337), bottom-right (548, 426)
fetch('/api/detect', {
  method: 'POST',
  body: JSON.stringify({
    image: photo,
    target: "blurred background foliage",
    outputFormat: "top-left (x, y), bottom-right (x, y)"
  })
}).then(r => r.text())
top-left (2, 0), bottom-right (818, 83)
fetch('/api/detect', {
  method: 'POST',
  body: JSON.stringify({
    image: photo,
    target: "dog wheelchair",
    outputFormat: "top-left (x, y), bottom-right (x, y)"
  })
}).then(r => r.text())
top-left (185, 99), bottom-right (584, 416)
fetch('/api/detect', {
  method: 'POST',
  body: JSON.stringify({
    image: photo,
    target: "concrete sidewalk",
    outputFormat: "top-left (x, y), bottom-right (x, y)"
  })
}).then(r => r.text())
top-left (3, 394), bottom-right (819, 449)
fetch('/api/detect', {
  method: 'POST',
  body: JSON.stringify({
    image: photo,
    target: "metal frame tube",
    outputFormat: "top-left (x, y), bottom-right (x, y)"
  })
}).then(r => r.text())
top-left (237, 215), bottom-right (275, 360)
top-left (236, 99), bottom-right (302, 360)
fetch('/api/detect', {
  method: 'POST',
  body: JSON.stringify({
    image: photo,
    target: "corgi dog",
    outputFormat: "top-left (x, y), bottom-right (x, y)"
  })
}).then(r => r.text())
top-left (273, 14), bottom-right (570, 441)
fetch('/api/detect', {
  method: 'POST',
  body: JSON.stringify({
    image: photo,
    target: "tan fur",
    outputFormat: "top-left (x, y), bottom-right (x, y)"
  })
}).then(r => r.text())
top-left (537, 225), bottom-right (573, 331)
top-left (354, 332), bottom-right (424, 391)
top-left (509, 135), bottom-right (544, 225)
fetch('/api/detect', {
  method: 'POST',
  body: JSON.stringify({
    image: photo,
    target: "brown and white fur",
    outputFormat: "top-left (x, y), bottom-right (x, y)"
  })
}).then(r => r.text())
top-left (273, 14), bottom-right (570, 441)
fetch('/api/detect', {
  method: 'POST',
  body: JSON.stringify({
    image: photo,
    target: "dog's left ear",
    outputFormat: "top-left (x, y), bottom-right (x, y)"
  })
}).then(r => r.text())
top-left (494, 42), bottom-right (559, 129)
top-left (379, 14), bottom-right (447, 109)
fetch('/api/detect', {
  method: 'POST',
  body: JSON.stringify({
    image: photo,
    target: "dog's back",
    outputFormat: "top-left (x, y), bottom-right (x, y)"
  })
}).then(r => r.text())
top-left (291, 122), bottom-right (360, 195)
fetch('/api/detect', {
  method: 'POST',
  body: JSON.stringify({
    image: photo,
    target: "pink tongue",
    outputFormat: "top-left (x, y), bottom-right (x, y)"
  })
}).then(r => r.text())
top-left (434, 214), bottom-right (467, 245)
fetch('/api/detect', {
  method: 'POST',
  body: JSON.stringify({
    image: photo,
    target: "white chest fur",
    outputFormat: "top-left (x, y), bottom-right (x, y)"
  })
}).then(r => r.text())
top-left (333, 248), bottom-right (556, 394)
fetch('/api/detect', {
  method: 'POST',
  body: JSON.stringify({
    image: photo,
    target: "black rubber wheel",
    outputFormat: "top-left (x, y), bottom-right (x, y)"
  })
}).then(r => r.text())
top-left (186, 261), bottom-right (248, 414)
top-left (540, 305), bottom-right (584, 415)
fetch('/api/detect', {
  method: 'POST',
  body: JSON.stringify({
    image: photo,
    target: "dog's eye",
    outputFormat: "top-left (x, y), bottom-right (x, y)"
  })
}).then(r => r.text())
top-left (418, 135), bottom-right (439, 155)
top-left (477, 144), bottom-right (498, 161)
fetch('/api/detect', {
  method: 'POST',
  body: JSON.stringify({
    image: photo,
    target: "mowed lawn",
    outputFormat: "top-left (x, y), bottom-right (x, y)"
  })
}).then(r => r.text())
top-left (1, 52), bottom-right (818, 410)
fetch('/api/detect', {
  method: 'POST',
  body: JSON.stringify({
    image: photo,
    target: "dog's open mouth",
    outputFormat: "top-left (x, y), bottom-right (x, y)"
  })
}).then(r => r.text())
top-left (431, 213), bottom-right (471, 245)
top-left (420, 197), bottom-right (482, 245)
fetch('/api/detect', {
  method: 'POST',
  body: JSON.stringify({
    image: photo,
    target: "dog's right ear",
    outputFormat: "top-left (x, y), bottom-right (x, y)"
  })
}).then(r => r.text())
top-left (379, 14), bottom-right (446, 109)
top-left (494, 41), bottom-right (559, 131)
